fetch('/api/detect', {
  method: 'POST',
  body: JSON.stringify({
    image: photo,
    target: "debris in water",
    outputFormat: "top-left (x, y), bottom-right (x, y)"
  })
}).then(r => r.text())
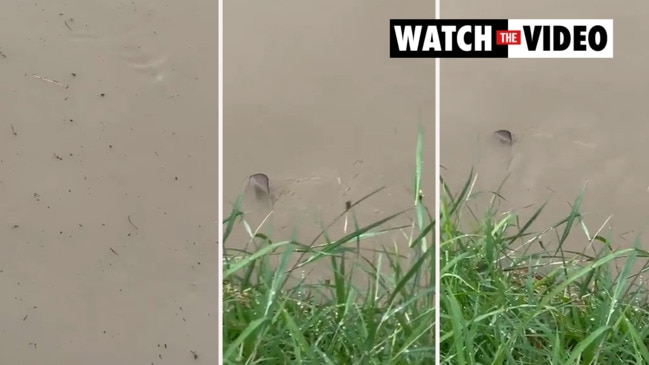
top-left (128, 215), bottom-right (139, 230)
top-left (32, 74), bottom-right (68, 89)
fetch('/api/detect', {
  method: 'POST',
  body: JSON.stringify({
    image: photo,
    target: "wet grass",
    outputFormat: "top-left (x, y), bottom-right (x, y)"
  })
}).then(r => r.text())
top-left (222, 130), bottom-right (649, 364)
top-left (222, 127), bottom-right (435, 364)
top-left (439, 174), bottom-right (649, 364)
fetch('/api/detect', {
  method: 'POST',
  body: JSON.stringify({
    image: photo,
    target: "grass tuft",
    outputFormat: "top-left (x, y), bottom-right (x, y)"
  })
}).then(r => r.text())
top-left (439, 171), bottom-right (649, 364)
top-left (223, 131), bottom-right (649, 364)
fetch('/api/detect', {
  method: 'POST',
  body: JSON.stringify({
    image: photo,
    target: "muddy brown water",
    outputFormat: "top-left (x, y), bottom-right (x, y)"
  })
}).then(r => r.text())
top-left (225, 1), bottom-right (649, 288)
top-left (441, 2), bottom-right (649, 278)
top-left (223, 0), bottom-right (436, 286)
top-left (0, 1), bottom-right (218, 363)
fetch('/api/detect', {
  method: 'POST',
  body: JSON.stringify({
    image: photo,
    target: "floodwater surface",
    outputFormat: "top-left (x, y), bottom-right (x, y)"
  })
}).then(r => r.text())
top-left (225, 1), bottom-right (649, 282)
top-left (223, 0), bottom-right (436, 270)
top-left (441, 2), bottom-right (649, 257)
top-left (0, 1), bottom-right (218, 363)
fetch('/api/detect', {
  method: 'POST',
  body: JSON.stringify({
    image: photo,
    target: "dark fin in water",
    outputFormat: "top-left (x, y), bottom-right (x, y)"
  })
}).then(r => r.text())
top-left (248, 173), bottom-right (271, 201)
top-left (494, 129), bottom-right (513, 145)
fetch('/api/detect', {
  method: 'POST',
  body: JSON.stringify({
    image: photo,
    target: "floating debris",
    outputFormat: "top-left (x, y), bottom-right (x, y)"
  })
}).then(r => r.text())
top-left (32, 74), bottom-right (68, 89)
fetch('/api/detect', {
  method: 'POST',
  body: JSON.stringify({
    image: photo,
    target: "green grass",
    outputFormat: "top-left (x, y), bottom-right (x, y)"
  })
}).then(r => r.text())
top-left (439, 173), bottom-right (649, 364)
top-left (222, 130), bottom-right (649, 364)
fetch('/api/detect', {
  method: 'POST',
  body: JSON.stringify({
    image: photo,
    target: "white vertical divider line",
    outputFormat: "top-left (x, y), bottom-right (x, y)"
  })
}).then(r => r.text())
top-left (434, 0), bottom-right (441, 364)
top-left (217, 0), bottom-right (224, 361)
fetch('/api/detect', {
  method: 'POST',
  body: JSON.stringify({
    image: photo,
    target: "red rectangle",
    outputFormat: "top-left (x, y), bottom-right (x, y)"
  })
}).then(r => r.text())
top-left (496, 30), bottom-right (521, 45)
